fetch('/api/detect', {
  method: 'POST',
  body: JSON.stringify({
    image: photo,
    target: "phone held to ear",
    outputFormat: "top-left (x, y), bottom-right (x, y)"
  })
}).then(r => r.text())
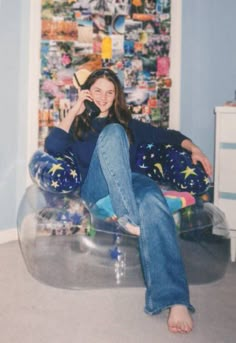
top-left (81, 85), bottom-right (100, 119)
top-left (84, 99), bottom-right (100, 119)
top-left (73, 72), bottom-right (100, 119)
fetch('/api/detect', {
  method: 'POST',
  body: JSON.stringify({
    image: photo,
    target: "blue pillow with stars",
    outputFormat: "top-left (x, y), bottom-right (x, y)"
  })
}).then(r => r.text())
top-left (162, 145), bottom-right (210, 195)
top-left (29, 149), bottom-right (81, 194)
top-left (136, 144), bottom-right (210, 195)
top-left (136, 143), bottom-right (166, 182)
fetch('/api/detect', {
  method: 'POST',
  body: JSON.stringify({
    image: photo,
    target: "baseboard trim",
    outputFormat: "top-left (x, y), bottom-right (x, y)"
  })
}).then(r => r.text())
top-left (0, 228), bottom-right (18, 244)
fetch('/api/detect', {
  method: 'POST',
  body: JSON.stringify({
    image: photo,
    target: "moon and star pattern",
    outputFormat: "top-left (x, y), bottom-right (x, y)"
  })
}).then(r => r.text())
top-left (29, 150), bottom-right (81, 194)
top-left (30, 142), bottom-right (210, 197)
top-left (136, 143), bottom-right (210, 195)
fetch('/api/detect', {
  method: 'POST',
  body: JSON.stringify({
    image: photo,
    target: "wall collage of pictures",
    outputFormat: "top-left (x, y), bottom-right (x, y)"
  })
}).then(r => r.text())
top-left (39, 0), bottom-right (172, 147)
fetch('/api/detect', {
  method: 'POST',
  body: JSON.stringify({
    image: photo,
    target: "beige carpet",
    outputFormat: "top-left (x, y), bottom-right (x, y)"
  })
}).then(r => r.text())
top-left (0, 241), bottom-right (236, 343)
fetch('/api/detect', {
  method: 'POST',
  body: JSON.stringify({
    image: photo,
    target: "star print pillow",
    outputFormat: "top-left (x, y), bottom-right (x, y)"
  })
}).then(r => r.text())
top-left (163, 145), bottom-right (210, 195)
top-left (29, 149), bottom-right (81, 194)
top-left (136, 143), bottom-right (166, 183)
top-left (136, 144), bottom-right (210, 195)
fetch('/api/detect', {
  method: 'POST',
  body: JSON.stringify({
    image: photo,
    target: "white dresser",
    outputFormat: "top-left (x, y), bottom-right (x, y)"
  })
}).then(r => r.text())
top-left (214, 106), bottom-right (236, 262)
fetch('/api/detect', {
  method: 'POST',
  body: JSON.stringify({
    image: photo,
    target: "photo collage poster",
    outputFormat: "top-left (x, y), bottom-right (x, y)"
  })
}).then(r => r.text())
top-left (39, 0), bottom-right (172, 147)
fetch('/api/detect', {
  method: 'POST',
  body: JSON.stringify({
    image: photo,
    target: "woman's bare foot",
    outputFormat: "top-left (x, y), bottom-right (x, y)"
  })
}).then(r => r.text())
top-left (168, 305), bottom-right (193, 334)
top-left (124, 222), bottom-right (140, 236)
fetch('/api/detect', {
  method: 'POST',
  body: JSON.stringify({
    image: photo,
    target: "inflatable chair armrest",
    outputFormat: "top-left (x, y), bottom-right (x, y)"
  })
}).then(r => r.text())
top-left (29, 150), bottom-right (81, 194)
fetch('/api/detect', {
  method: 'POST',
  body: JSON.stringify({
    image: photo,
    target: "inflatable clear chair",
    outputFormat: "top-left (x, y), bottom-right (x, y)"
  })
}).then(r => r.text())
top-left (17, 184), bottom-right (230, 289)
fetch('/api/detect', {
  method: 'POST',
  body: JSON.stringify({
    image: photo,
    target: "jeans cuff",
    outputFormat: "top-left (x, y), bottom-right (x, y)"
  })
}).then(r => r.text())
top-left (144, 302), bottom-right (195, 316)
top-left (118, 215), bottom-right (138, 228)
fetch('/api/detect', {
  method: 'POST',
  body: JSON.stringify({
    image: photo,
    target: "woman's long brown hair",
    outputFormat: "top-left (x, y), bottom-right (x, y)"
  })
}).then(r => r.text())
top-left (72, 68), bottom-right (133, 142)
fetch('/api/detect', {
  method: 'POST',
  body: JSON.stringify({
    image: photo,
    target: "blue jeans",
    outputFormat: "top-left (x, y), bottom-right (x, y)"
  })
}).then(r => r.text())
top-left (81, 124), bottom-right (194, 314)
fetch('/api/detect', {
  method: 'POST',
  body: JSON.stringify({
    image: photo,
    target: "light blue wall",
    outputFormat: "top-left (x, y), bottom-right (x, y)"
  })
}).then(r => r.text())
top-left (181, 0), bottom-right (236, 166)
top-left (1, 0), bottom-right (236, 230)
top-left (0, 0), bottom-right (29, 230)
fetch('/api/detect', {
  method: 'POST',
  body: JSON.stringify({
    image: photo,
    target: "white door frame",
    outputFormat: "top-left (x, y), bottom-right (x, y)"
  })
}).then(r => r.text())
top-left (169, 0), bottom-right (182, 130)
top-left (26, 0), bottom-right (41, 186)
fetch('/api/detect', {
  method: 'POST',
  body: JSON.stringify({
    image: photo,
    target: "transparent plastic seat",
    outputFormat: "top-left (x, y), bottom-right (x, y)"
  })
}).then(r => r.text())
top-left (17, 185), bottom-right (143, 289)
top-left (17, 185), bottom-right (230, 289)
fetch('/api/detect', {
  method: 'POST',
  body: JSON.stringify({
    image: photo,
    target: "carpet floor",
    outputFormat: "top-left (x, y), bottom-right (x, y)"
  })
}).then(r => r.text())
top-left (0, 241), bottom-right (236, 343)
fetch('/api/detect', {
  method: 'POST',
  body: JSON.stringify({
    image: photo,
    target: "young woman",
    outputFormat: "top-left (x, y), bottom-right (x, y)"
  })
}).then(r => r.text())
top-left (45, 68), bottom-right (212, 334)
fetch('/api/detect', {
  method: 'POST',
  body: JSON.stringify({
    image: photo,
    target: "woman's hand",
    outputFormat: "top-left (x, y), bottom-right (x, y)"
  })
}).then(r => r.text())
top-left (70, 89), bottom-right (93, 118)
top-left (181, 139), bottom-right (213, 177)
top-left (57, 89), bottom-right (93, 133)
top-left (191, 146), bottom-right (213, 177)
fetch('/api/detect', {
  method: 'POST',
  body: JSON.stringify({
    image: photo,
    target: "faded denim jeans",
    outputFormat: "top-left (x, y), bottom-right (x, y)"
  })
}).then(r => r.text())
top-left (81, 123), bottom-right (194, 314)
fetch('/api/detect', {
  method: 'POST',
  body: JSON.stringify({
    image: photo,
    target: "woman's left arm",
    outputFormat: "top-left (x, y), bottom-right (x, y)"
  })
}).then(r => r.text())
top-left (181, 139), bottom-right (213, 177)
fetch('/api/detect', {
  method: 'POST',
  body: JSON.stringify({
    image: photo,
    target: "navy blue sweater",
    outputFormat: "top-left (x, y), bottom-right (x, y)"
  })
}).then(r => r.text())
top-left (45, 118), bottom-right (189, 183)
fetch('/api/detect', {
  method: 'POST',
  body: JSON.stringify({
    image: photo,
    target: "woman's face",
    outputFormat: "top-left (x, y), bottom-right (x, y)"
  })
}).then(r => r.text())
top-left (90, 77), bottom-right (115, 117)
